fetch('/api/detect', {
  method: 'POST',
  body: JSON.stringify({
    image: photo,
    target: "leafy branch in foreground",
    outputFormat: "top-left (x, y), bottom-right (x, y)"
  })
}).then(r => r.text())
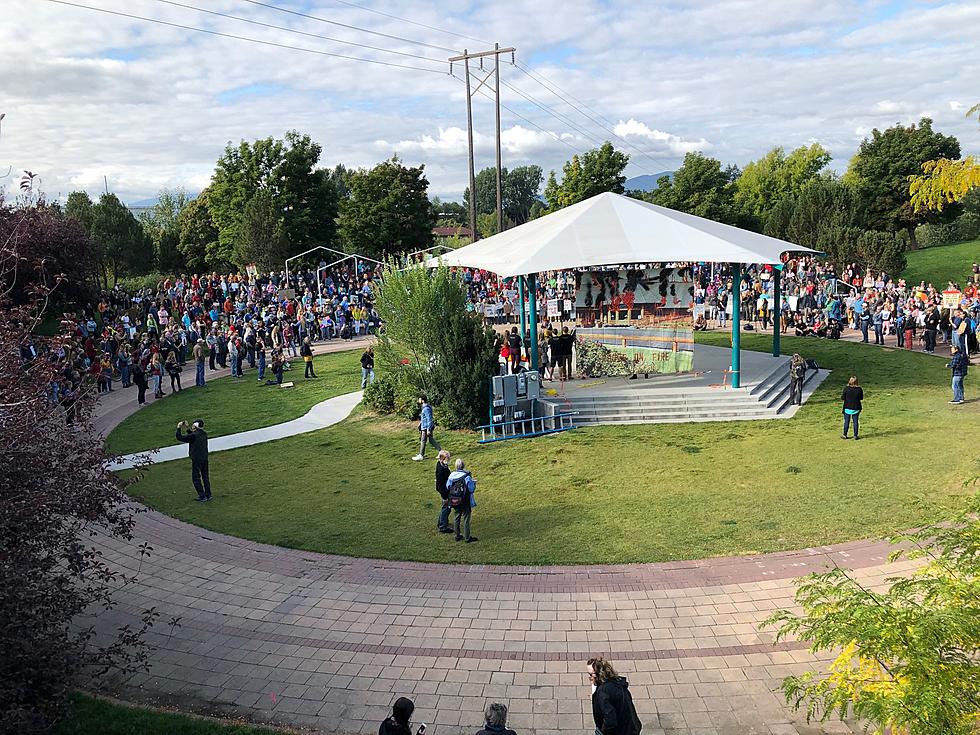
top-left (762, 494), bottom-right (980, 735)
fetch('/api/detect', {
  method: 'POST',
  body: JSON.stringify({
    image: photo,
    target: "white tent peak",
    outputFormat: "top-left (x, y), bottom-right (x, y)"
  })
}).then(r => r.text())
top-left (426, 191), bottom-right (817, 278)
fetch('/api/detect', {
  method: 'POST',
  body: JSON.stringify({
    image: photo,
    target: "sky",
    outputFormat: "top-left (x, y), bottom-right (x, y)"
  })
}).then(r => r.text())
top-left (2, 0), bottom-right (978, 205)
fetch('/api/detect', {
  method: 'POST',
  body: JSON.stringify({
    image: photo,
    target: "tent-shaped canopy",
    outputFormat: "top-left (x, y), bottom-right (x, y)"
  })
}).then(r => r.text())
top-left (426, 191), bottom-right (816, 277)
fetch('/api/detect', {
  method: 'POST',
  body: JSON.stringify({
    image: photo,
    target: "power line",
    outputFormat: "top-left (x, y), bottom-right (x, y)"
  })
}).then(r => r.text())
top-left (145, 0), bottom-right (446, 65)
top-left (499, 78), bottom-right (607, 149)
top-left (236, 0), bottom-right (461, 54)
top-left (44, 0), bottom-right (450, 74)
top-left (512, 59), bottom-right (676, 172)
top-left (451, 73), bottom-right (580, 155)
top-left (322, 0), bottom-right (492, 46)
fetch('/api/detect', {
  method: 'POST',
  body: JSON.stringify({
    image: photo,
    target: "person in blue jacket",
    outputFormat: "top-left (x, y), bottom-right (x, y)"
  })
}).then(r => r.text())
top-left (412, 394), bottom-right (441, 461)
top-left (946, 346), bottom-right (969, 404)
top-left (446, 458), bottom-right (477, 543)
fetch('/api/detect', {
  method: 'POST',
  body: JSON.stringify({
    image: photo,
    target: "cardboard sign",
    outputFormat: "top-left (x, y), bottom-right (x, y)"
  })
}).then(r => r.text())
top-left (564, 299), bottom-right (573, 313)
top-left (547, 299), bottom-right (560, 317)
top-left (942, 290), bottom-right (962, 310)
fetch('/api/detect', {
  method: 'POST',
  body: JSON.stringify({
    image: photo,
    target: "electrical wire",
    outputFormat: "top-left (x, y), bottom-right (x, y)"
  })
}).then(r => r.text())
top-left (236, 0), bottom-right (461, 54)
top-left (44, 0), bottom-right (451, 74)
top-left (499, 78), bottom-right (607, 149)
top-left (144, 0), bottom-right (447, 65)
top-left (322, 0), bottom-right (492, 46)
top-left (513, 59), bottom-right (676, 172)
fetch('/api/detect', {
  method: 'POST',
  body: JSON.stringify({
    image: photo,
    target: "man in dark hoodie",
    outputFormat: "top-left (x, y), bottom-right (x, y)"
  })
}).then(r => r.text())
top-left (176, 419), bottom-right (211, 502)
top-left (587, 656), bottom-right (642, 735)
top-left (379, 696), bottom-right (414, 735)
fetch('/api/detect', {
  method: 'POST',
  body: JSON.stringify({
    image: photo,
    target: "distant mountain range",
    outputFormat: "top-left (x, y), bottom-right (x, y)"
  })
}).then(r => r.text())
top-left (625, 172), bottom-right (675, 192)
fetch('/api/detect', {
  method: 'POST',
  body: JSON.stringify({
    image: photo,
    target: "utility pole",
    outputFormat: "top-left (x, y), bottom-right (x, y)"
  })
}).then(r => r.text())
top-left (448, 45), bottom-right (515, 243)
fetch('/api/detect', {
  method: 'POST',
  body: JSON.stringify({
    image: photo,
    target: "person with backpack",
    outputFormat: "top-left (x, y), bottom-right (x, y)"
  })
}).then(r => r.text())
top-left (587, 656), bottom-right (642, 735)
top-left (446, 458), bottom-right (477, 543)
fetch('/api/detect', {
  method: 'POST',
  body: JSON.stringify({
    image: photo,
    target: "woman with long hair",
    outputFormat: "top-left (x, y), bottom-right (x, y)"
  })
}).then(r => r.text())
top-left (586, 657), bottom-right (641, 735)
top-left (841, 376), bottom-right (864, 440)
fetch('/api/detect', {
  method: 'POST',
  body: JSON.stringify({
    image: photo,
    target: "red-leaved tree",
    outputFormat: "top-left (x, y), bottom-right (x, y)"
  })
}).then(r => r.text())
top-left (0, 192), bottom-right (154, 732)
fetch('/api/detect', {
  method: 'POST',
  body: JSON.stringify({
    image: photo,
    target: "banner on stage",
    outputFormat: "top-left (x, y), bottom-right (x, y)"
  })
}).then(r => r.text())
top-left (574, 266), bottom-right (695, 313)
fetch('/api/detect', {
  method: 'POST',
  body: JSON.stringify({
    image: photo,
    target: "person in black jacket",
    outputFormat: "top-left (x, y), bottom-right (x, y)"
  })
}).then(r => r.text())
top-left (587, 657), bottom-right (641, 735)
top-left (506, 327), bottom-right (523, 374)
top-left (435, 450), bottom-right (453, 533)
top-left (475, 702), bottom-right (518, 735)
top-left (176, 419), bottom-right (212, 501)
top-left (379, 697), bottom-right (414, 735)
top-left (841, 376), bottom-right (864, 440)
top-left (557, 327), bottom-right (576, 380)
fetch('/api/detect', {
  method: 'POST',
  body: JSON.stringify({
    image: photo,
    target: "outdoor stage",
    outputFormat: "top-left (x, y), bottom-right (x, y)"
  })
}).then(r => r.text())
top-left (541, 344), bottom-right (830, 426)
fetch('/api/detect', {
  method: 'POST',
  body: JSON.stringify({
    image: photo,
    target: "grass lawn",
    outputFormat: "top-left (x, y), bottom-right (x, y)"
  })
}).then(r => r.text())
top-left (901, 237), bottom-right (980, 287)
top-left (54, 693), bottom-right (283, 735)
top-left (124, 334), bottom-right (979, 564)
top-left (106, 349), bottom-right (363, 455)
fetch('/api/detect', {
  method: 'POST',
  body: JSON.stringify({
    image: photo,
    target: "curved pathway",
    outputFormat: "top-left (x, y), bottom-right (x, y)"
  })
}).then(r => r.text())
top-left (110, 391), bottom-right (363, 470)
top-left (88, 343), bottom-right (902, 735)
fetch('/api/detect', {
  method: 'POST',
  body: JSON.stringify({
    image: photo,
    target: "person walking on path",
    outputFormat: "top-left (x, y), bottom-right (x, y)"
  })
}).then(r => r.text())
top-left (165, 351), bottom-right (183, 393)
top-left (946, 346), bottom-right (968, 404)
top-left (586, 656), bottom-right (642, 735)
top-left (412, 395), bottom-right (440, 461)
top-left (361, 346), bottom-right (375, 388)
top-left (133, 361), bottom-right (148, 405)
top-left (301, 337), bottom-right (316, 378)
top-left (447, 458), bottom-right (477, 543)
top-left (193, 338), bottom-right (206, 387)
top-left (788, 353), bottom-right (806, 405)
top-left (841, 376), bottom-right (864, 440)
top-left (435, 450), bottom-right (452, 533)
top-left (475, 703), bottom-right (517, 735)
top-left (175, 419), bottom-right (212, 502)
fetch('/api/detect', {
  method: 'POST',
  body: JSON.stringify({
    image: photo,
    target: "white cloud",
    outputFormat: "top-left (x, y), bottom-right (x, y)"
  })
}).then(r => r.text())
top-left (613, 119), bottom-right (710, 155)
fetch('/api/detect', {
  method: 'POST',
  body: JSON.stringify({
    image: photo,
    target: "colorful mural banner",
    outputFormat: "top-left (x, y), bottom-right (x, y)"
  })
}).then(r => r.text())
top-left (578, 325), bottom-right (694, 375)
top-left (574, 267), bottom-right (696, 313)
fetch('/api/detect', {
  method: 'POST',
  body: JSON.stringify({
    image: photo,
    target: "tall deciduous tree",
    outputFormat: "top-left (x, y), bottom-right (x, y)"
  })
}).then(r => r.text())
top-left (338, 156), bottom-right (435, 257)
top-left (209, 131), bottom-right (339, 265)
top-left (139, 188), bottom-right (188, 273)
top-left (463, 165), bottom-right (544, 225)
top-left (544, 142), bottom-right (629, 211)
top-left (845, 117), bottom-right (960, 247)
top-left (177, 189), bottom-right (221, 271)
top-left (90, 193), bottom-right (153, 287)
top-left (735, 144), bottom-right (832, 227)
top-left (643, 151), bottom-right (748, 226)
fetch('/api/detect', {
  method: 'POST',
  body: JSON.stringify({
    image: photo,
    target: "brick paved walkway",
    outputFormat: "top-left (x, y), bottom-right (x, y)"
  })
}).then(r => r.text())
top-left (89, 340), bottom-right (906, 735)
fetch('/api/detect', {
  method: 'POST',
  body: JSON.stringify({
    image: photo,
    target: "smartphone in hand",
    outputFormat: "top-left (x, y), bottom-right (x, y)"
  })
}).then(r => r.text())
top-left (416, 725), bottom-right (426, 735)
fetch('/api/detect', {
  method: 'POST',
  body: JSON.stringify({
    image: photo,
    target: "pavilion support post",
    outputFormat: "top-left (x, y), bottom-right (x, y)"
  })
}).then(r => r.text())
top-left (518, 276), bottom-right (527, 342)
top-left (731, 263), bottom-right (741, 389)
top-left (527, 272), bottom-right (540, 371)
top-left (772, 267), bottom-right (781, 358)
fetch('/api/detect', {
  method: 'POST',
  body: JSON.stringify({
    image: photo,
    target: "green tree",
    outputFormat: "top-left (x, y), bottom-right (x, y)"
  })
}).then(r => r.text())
top-left (366, 263), bottom-right (498, 429)
top-left (235, 190), bottom-right (286, 270)
top-left (845, 118), bottom-right (960, 247)
top-left (338, 156), bottom-right (435, 257)
top-left (644, 152), bottom-right (748, 226)
top-left (430, 197), bottom-right (468, 226)
top-left (90, 193), bottom-right (152, 286)
top-left (209, 131), bottom-right (338, 265)
top-left (763, 495), bottom-right (980, 735)
top-left (909, 103), bottom-right (980, 213)
top-left (786, 176), bottom-right (863, 248)
top-left (177, 189), bottom-right (221, 271)
top-left (139, 188), bottom-right (188, 273)
top-left (543, 142), bottom-right (629, 210)
top-left (463, 165), bottom-right (544, 225)
top-left (735, 144), bottom-right (832, 226)
top-left (329, 163), bottom-right (352, 200)
top-left (64, 191), bottom-right (95, 232)
top-left (857, 229), bottom-right (907, 276)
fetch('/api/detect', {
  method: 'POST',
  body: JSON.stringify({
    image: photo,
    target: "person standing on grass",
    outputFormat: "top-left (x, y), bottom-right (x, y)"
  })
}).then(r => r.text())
top-left (435, 450), bottom-right (452, 533)
top-left (946, 346), bottom-right (968, 404)
top-left (586, 657), bottom-right (643, 735)
top-left (193, 337), bottom-right (206, 387)
top-left (301, 337), bottom-right (316, 378)
top-left (841, 376), bottom-right (864, 440)
top-left (175, 419), bottom-right (212, 502)
top-left (256, 335), bottom-right (267, 382)
top-left (412, 395), bottom-right (440, 461)
top-left (265, 348), bottom-right (285, 386)
top-left (447, 458), bottom-right (477, 543)
top-left (361, 346), bottom-right (375, 388)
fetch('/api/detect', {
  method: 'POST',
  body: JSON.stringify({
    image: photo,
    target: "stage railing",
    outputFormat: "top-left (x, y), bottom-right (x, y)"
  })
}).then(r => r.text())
top-left (477, 411), bottom-right (578, 444)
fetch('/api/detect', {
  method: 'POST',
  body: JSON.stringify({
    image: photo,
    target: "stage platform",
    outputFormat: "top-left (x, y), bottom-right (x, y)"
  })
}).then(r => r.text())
top-left (540, 344), bottom-right (830, 426)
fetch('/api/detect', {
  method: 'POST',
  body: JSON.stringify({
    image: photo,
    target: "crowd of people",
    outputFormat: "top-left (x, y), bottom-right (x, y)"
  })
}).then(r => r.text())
top-left (50, 262), bottom-right (380, 421)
